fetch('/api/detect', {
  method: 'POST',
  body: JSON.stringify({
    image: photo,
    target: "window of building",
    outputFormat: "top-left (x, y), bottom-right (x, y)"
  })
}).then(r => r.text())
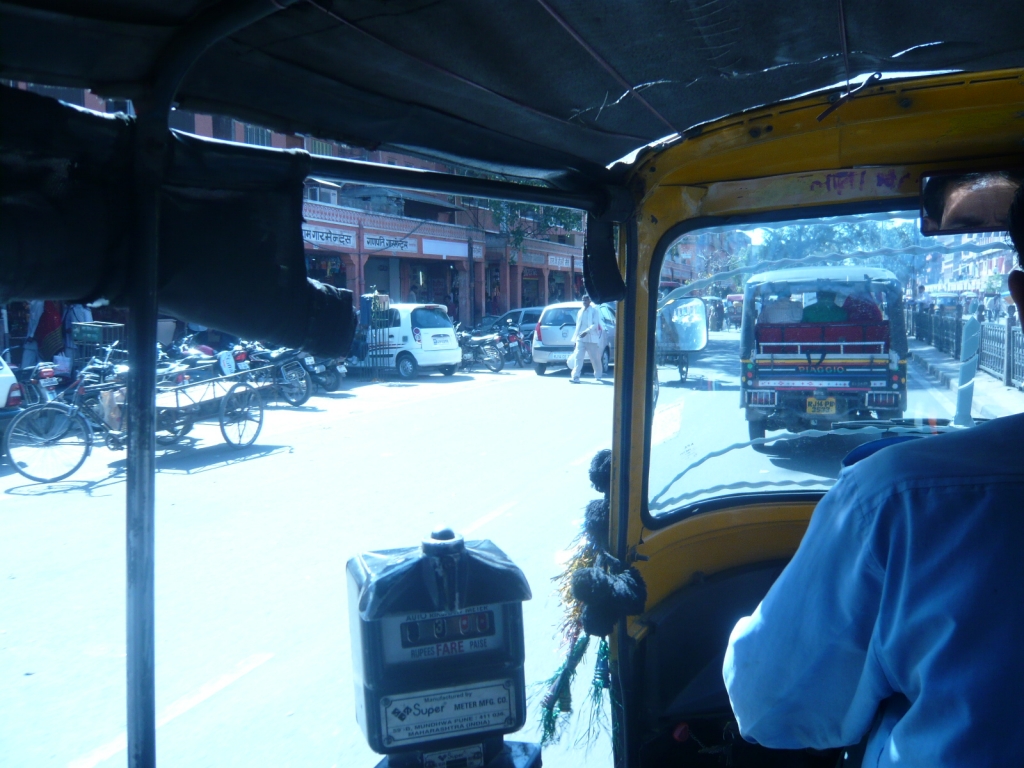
top-left (244, 124), bottom-right (272, 147)
top-left (307, 138), bottom-right (334, 156)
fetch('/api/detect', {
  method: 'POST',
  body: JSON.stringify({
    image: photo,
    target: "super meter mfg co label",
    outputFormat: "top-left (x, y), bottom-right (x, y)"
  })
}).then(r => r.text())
top-left (380, 604), bottom-right (505, 664)
top-left (381, 679), bottom-right (516, 746)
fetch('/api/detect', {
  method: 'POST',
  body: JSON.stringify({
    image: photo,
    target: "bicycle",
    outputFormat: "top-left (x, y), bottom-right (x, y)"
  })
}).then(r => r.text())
top-left (3, 342), bottom-right (266, 483)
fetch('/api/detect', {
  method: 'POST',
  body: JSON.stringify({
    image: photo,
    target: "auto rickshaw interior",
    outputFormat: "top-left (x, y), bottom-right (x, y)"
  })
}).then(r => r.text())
top-left (2, 3), bottom-right (1024, 768)
top-left (614, 71), bottom-right (1023, 767)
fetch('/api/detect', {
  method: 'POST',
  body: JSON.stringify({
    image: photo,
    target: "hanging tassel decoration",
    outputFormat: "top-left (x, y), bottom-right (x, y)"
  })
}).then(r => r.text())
top-left (578, 636), bottom-right (612, 744)
top-left (539, 634), bottom-right (590, 745)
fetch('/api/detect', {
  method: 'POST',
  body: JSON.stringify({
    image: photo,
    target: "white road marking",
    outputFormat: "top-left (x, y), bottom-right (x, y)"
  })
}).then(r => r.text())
top-left (68, 653), bottom-right (273, 768)
top-left (462, 501), bottom-right (517, 534)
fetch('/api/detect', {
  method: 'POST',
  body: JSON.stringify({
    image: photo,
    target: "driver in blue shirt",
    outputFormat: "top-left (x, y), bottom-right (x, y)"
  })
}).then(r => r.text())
top-left (723, 186), bottom-right (1024, 766)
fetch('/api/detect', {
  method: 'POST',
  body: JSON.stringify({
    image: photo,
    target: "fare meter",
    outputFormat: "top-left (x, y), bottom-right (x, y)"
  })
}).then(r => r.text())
top-left (347, 528), bottom-right (536, 768)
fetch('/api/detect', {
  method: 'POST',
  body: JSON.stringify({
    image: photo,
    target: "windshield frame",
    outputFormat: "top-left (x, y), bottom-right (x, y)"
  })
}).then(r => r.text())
top-left (641, 198), bottom-right (920, 530)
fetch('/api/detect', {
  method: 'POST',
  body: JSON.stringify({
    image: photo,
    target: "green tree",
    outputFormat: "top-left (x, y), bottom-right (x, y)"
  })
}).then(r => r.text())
top-left (488, 202), bottom-right (584, 259)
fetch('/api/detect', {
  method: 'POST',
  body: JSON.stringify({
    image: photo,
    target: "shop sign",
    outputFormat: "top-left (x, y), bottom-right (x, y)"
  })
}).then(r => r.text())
top-left (522, 268), bottom-right (541, 278)
top-left (522, 252), bottom-right (545, 265)
top-left (302, 224), bottom-right (356, 248)
top-left (365, 233), bottom-right (417, 252)
top-left (548, 255), bottom-right (571, 268)
top-left (573, 257), bottom-right (583, 271)
top-left (422, 239), bottom-right (483, 258)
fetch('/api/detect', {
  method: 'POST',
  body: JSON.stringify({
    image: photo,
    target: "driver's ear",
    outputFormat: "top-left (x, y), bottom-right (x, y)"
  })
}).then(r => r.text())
top-left (1008, 270), bottom-right (1024, 322)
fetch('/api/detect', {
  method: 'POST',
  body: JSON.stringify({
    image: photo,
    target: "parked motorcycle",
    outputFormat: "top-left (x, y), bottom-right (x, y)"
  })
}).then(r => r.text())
top-left (1, 348), bottom-right (60, 405)
top-left (303, 355), bottom-right (347, 392)
top-left (454, 323), bottom-right (504, 373)
top-left (496, 322), bottom-right (529, 368)
top-left (242, 341), bottom-right (313, 406)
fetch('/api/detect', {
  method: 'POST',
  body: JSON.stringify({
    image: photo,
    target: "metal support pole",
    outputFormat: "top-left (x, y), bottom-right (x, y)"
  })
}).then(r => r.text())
top-left (126, 108), bottom-right (162, 768)
top-left (123, 3), bottom-right (296, 766)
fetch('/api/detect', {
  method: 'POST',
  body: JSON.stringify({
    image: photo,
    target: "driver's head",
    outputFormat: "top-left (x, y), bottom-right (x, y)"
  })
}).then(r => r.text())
top-left (1008, 184), bottom-right (1024, 323)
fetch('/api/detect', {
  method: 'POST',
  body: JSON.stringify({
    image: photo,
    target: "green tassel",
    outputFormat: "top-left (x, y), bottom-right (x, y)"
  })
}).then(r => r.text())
top-left (539, 635), bottom-right (590, 745)
top-left (578, 637), bottom-right (612, 746)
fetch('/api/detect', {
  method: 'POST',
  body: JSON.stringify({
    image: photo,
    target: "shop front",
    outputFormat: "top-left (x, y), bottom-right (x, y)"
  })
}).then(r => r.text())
top-left (364, 256), bottom-right (398, 297)
top-left (485, 262), bottom-right (503, 315)
top-left (547, 270), bottom-right (567, 304)
top-left (306, 252), bottom-right (346, 288)
top-left (522, 267), bottom-right (543, 307)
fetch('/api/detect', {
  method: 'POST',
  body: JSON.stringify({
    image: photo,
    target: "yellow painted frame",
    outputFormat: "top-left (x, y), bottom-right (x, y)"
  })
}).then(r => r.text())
top-left (607, 69), bottom-right (1024, 634)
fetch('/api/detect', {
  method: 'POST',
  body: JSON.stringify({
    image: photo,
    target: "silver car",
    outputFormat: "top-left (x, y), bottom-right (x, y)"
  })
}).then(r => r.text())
top-left (531, 301), bottom-right (616, 375)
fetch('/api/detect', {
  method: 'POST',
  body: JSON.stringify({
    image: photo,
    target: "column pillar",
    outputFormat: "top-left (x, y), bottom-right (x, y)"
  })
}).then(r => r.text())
top-left (500, 257), bottom-right (511, 313)
top-left (510, 264), bottom-right (523, 309)
top-left (541, 267), bottom-right (550, 305)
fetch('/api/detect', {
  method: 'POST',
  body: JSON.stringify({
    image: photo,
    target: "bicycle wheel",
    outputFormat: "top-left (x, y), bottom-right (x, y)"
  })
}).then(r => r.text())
top-left (4, 403), bottom-right (92, 482)
top-left (155, 383), bottom-right (195, 446)
top-left (219, 383), bottom-right (263, 448)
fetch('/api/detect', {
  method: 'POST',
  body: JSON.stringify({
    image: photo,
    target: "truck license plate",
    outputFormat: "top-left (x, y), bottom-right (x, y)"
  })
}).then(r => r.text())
top-left (806, 397), bottom-right (837, 415)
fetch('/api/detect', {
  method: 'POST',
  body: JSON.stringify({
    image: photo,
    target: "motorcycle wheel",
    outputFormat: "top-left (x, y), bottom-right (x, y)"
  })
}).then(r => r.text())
top-left (482, 346), bottom-right (504, 373)
top-left (279, 368), bottom-right (312, 406)
top-left (514, 346), bottom-right (526, 368)
top-left (322, 368), bottom-right (342, 392)
top-left (440, 365), bottom-right (457, 376)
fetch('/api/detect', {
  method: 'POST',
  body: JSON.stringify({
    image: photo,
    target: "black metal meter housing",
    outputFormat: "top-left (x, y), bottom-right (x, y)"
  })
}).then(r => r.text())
top-left (348, 528), bottom-right (534, 768)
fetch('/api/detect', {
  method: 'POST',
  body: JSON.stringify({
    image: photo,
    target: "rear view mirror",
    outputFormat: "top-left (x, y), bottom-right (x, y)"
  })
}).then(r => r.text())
top-left (657, 297), bottom-right (708, 353)
top-left (921, 170), bottom-right (1022, 235)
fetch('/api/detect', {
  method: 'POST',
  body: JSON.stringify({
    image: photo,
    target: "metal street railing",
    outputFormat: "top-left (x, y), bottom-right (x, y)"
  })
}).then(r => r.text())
top-left (906, 306), bottom-right (1022, 388)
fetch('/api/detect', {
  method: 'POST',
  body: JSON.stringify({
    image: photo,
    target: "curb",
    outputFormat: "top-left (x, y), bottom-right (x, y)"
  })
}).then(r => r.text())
top-left (908, 350), bottom-right (1015, 419)
top-left (908, 351), bottom-right (954, 389)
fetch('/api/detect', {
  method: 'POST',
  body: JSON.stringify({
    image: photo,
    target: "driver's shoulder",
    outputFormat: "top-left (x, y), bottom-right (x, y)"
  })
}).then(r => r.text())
top-left (846, 415), bottom-right (1024, 502)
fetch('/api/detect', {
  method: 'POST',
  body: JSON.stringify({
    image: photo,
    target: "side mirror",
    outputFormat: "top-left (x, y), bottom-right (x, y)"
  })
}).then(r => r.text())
top-left (657, 297), bottom-right (708, 352)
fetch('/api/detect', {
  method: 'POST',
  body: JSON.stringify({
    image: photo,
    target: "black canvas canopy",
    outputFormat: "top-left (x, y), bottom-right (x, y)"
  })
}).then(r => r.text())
top-left (3, 0), bottom-right (1023, 189)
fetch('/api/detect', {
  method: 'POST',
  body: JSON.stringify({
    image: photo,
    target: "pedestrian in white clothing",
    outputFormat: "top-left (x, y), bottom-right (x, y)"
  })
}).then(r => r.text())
top-left (571, 294), bottom-right (603, 383)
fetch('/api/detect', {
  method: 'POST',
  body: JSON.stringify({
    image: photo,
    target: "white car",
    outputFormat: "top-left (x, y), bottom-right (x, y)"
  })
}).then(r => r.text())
top-left (531, 301), bottom-right (616, 375)
top-left (350, 303), bottom-right (461, 379)
top-left (0, 354), bottom-right (23, 438)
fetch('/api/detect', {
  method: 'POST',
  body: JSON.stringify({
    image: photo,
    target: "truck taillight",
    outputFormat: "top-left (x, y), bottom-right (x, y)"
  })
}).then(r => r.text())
top-left (412, 327), bottom-right (421, 343)
top-left (6, 383), bottom-right (23, 407)
top-left (535, 322), bottom-right (542, 342)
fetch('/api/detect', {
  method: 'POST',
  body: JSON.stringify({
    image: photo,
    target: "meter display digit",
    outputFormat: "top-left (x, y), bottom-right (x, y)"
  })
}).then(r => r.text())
top-left (402, 611), bottom-right (496, 648)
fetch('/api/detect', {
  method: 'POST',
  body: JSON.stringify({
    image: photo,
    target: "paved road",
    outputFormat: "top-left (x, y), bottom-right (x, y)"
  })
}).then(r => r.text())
top-left (1, 333), bottom-right (980, 768)
top-left (1, 363), bottom-right (615, 768)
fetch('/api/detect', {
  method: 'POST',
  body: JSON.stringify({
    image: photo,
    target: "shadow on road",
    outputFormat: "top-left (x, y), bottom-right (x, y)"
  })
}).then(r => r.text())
top-left (759, 433), bottom-right (877, 480)
top-left (5, 468), bottom-right (127, 498)
top-left (4, 442), bottom-right (293, 495)
top-left (263, 402), bottom-right (325, 413)
top-left (147, 442), bottom-right (292, 475)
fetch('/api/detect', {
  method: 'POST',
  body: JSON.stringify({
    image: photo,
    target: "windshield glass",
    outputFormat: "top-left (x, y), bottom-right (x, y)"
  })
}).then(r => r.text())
top-left (541, 308), bottom-right (578, 327)
top-left (410, 307), bottom-right (453, 328)
top-left (648, 210), bottom-right (1019, 518)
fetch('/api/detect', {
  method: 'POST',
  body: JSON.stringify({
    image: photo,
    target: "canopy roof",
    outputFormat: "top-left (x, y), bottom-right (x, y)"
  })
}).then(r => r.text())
top-left (747, 266), bottom-right (900, 289)
top-left (3, 1), bottom-right (1023, 188)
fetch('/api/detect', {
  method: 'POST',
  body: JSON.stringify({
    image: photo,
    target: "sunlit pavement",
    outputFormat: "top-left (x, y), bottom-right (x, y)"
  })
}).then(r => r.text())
top-left (0, 364), bottom-right (616, 768)
top-left (7, 334), bottom-right (1016, 768)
